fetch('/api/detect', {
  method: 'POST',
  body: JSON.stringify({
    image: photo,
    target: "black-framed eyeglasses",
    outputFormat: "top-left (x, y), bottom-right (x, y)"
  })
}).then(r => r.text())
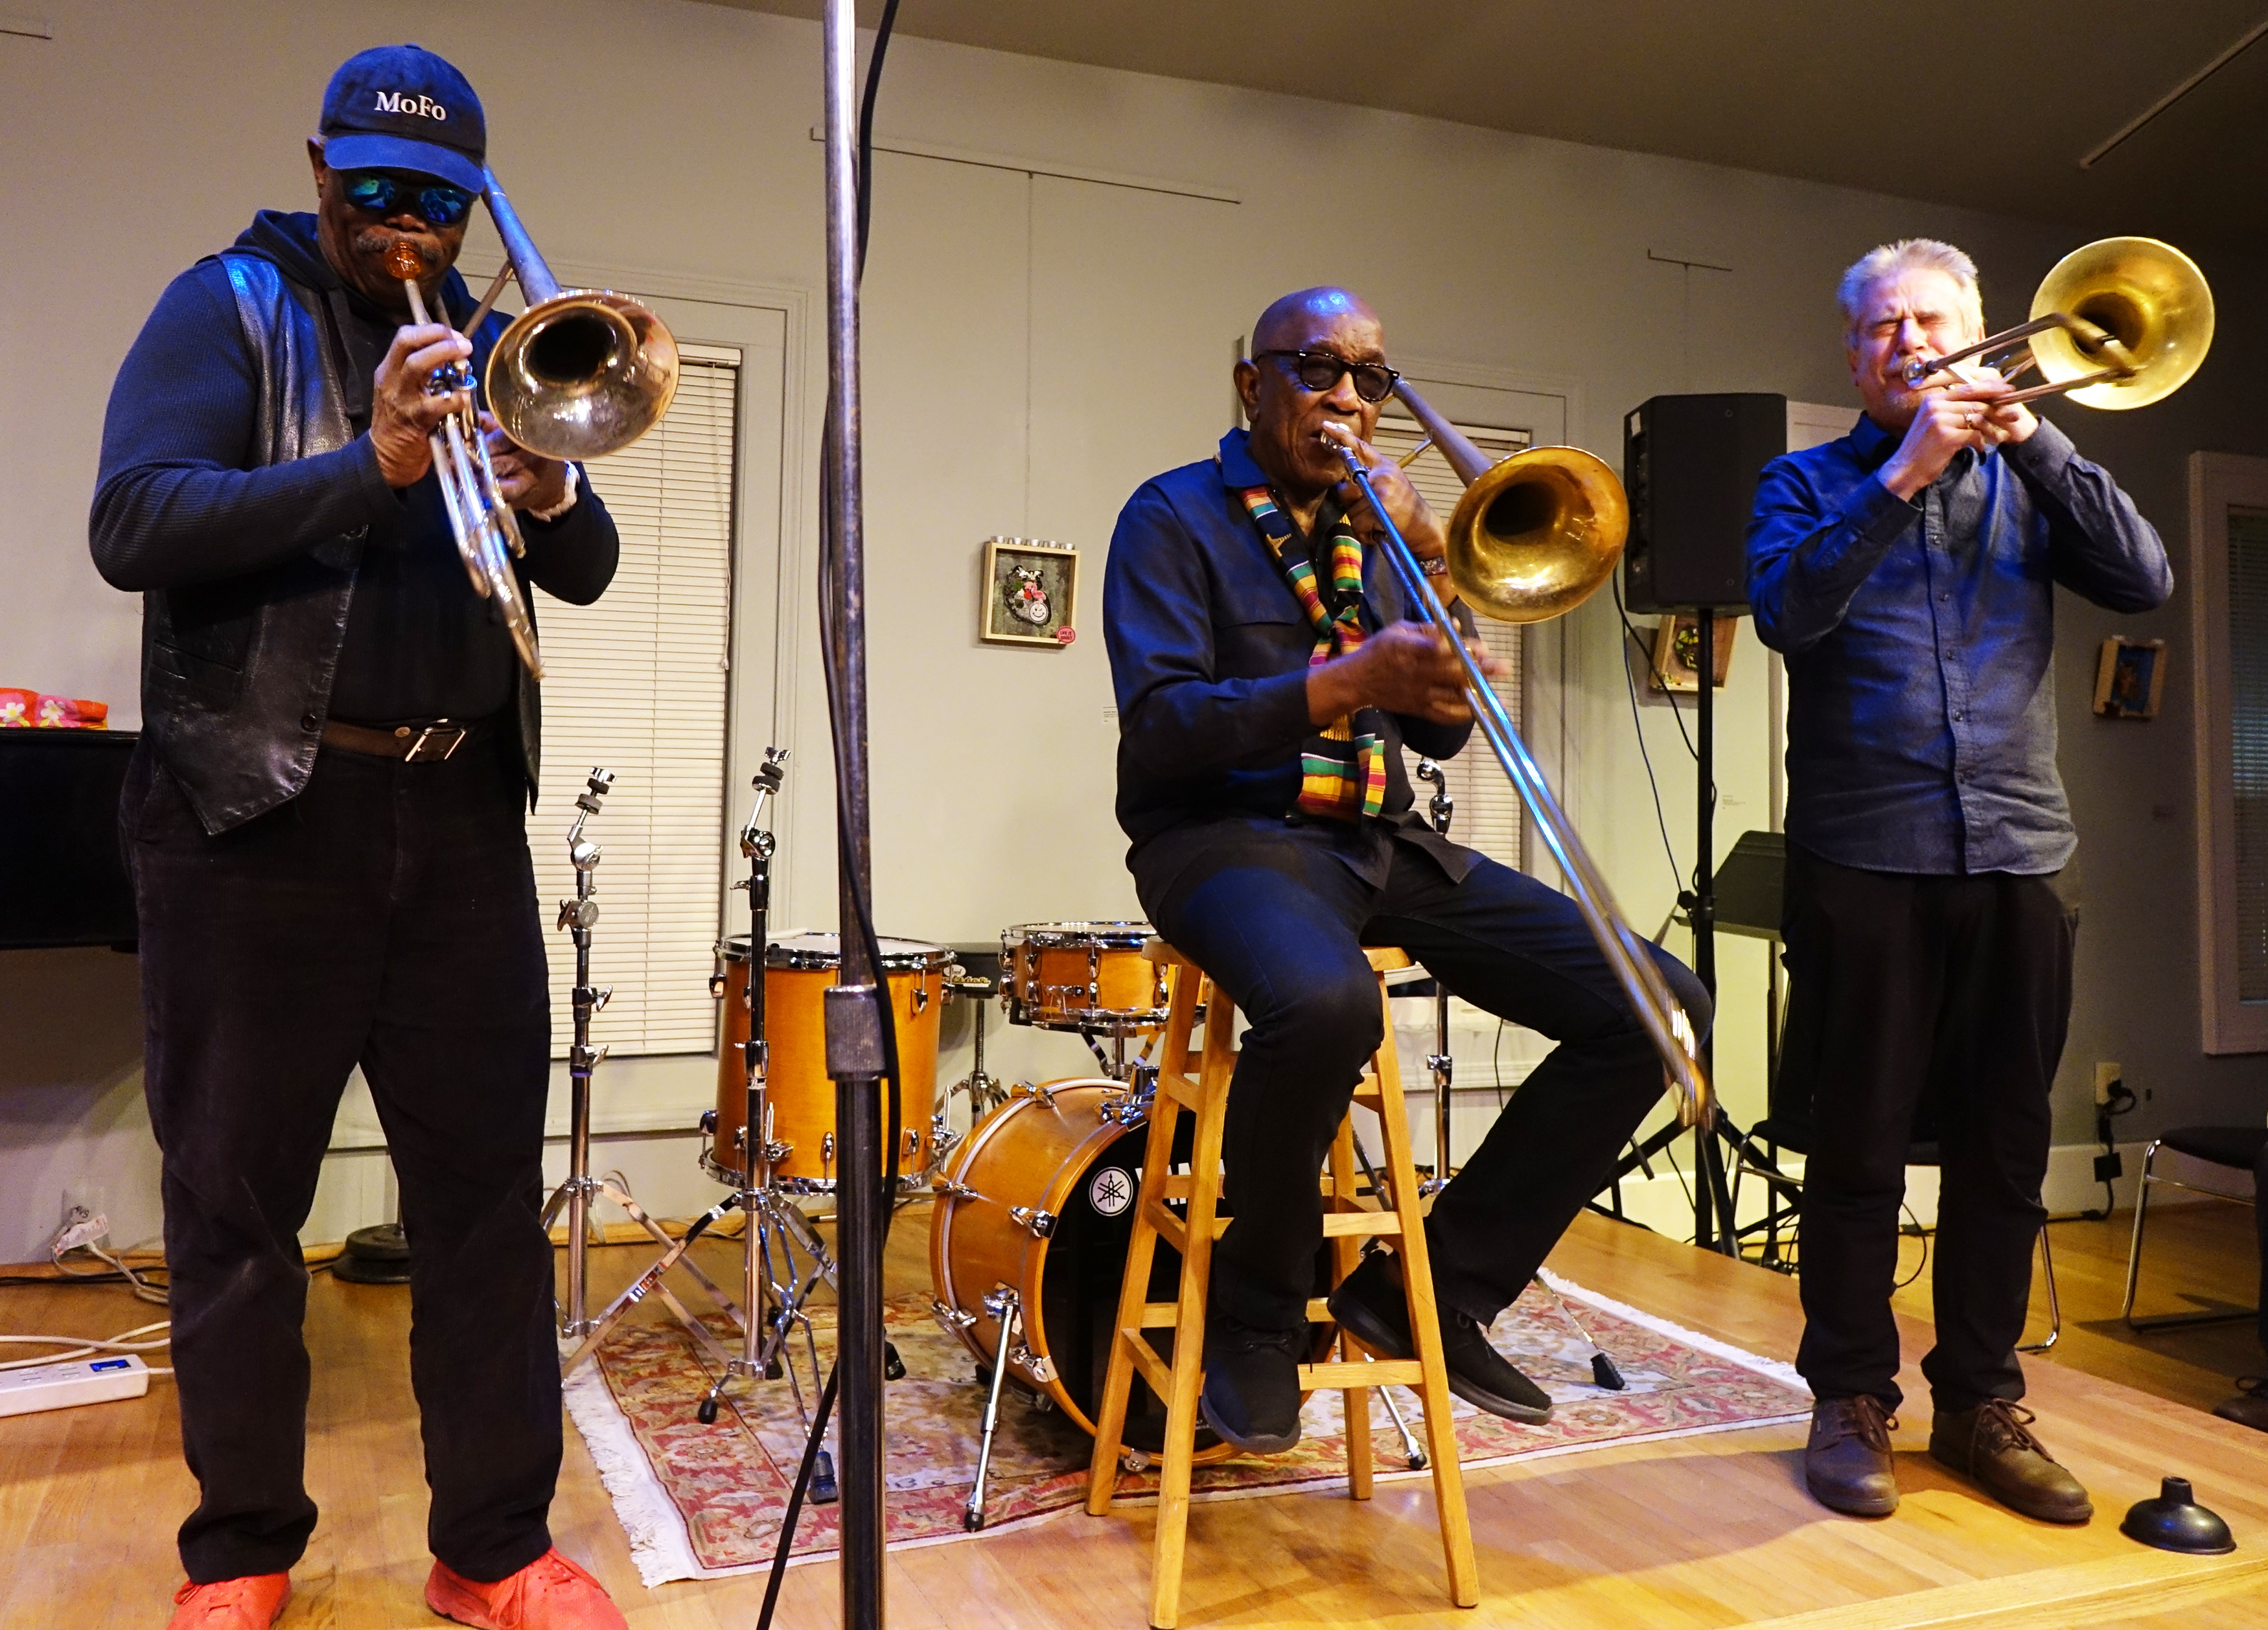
top-left (1253, 349), bottom-right (1401, 404)
top-left (336, 170), bottom-right (476, 228)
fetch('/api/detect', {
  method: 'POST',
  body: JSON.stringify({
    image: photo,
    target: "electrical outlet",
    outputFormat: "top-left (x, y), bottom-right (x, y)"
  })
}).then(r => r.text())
top-left (2094, 1062), bottom-right (2122, 1105)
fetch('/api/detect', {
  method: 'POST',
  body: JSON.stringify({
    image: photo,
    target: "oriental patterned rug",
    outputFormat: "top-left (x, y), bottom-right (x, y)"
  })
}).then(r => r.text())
top-left (563, 1268), bottom-right (1812, 1585)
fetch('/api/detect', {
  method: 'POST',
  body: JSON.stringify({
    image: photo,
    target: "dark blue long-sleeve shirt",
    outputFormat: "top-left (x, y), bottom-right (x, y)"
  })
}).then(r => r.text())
top-left (1746, 411), bottom-right (2170, 875)
top-left (1105, 427), bottom-right (1477, 901)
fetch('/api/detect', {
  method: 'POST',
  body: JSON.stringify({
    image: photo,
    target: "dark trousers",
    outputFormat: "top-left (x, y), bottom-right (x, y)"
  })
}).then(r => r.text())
top-left (1148, 830), bottom-right (1711, 1331)
top-left (126, 734), bottom-right (559, 1585)
top-left (1779, 844), bottom-right (2077, 1414)
top-left (2256, 1139), bottom-right (2268, 1354)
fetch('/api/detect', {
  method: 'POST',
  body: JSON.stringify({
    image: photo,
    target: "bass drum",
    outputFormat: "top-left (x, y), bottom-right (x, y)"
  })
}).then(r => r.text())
top-left (929, 1078), bottom-right (1226, 1458)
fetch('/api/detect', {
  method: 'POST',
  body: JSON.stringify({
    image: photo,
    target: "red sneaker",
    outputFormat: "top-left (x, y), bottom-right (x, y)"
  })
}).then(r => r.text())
top-left (167, 1574), bottom-right (290, 1629)
top-left (424, 1550), bottom-right (627, 1629)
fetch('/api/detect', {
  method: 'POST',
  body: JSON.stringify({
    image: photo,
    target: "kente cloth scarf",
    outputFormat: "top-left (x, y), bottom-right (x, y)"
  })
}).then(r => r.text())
top-left (1240, 485), bottom-right (1387, 821)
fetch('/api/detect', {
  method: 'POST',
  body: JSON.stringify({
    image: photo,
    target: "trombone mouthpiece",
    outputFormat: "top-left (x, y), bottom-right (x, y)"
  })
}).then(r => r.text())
top-left (384, 240), bottom-right (424, 282)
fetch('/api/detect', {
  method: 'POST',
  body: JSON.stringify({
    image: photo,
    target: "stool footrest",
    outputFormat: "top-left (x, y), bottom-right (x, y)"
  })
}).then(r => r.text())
top-left (1299, 1360), bottom-right (1424, 1388)
top-left (1321, 1210), bottom-right (1400, 1238)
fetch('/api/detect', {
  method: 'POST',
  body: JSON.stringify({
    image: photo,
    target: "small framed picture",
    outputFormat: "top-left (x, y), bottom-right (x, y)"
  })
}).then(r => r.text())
top-left (1649, 614), bottom-right (1738, 693)
top-left (980, 537), bottom-right (1080, 647)
top-left (2094, 636), bottom-right (2166, 719)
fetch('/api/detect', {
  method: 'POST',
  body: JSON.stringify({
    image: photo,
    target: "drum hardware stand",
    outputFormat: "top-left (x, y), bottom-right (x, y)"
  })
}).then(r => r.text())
top-left (676, 749), bottom-right (851, 1504)
top-left (1413, 759), bottom-right (1457, 1197)
top-left (960, 1285), bottom-right (1032, 1532)
top-left (945, 969), bottom-right (1006, 1127)
top-left (542, 770), bottom-right (746, 1381)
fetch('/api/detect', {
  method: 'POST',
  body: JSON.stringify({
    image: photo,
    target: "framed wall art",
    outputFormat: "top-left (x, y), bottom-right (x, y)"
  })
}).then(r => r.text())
top-left (1648, 614), bottom-right (1739, 693)
top-left (981, 537), bottom-right (1080, 648)
top-left (2093, 635), bottom-right (2166, 719)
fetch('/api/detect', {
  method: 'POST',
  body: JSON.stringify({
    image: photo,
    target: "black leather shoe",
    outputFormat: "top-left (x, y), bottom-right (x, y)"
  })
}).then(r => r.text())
top-left (1199, 1311), bottom-right (1304, 1454)
top-left (1327, 1248), bottom-right (1553, 1423)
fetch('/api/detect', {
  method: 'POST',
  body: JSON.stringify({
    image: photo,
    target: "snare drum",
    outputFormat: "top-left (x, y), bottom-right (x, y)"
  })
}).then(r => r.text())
top-left (999, 921), bottom-right (1169, 1035)
top-left (712, 932), bottom-right (952, 1192)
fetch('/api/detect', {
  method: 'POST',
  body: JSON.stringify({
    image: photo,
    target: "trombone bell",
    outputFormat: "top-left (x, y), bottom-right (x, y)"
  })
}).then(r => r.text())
top-left (1448, 447), bottom-right (1629, 625)
top-left (2028, 236), bottom-right (2213, 409)
top-left (489, 292), bottom-right (680, 463)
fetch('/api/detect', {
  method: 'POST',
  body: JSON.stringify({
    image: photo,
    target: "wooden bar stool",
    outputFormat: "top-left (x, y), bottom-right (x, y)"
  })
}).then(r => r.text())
top-left (1085, 941), bottom-right (1479, 1627)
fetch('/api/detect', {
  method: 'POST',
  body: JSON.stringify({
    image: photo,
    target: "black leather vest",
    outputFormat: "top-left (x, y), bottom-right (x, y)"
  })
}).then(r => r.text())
top-left (139, 254), bottom-right (539, 833)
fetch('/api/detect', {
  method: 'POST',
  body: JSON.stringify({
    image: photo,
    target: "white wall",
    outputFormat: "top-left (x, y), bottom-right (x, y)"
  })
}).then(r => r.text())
top-left (4, 0), bottom-right (2264, 1261)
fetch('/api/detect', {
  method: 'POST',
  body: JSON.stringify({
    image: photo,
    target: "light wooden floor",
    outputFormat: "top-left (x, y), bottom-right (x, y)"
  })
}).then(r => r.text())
top-left (4, 1201), bottom-right (2265, 1629)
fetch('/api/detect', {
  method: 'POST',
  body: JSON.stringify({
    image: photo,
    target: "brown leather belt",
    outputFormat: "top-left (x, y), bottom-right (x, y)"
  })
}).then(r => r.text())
top-left (321, 718), bottom-right (479, 763)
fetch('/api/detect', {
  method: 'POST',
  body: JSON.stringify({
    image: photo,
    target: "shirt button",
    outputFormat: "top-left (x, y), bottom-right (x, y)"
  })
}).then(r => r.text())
top-left (301, 713), bottom-right (319, 731)
top-left (1939, 592), bottom-right (1950, 603)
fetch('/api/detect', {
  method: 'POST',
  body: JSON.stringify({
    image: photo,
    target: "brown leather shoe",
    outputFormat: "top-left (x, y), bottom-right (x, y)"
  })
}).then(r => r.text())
top-left (2212, 1376), bottom-right (2268, 1433)
top-left (1804, 1395), bottom-right (1899, 1517)
top-left (1929, 1399), bottom-right (2092, 1523)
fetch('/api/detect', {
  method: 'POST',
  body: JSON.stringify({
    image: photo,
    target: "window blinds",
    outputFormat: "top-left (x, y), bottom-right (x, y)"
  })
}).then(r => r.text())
top-left (1368, 416), bottom-right (1533, 869)
top-left (531, 345), bottom-right (741, 1056)
top-left (2228, 505), bottom-right (2268, 1002)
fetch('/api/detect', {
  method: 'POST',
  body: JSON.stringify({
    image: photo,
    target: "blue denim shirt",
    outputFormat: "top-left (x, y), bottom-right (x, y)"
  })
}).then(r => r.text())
top-left (1746, 412), bottom-right (2170, 876)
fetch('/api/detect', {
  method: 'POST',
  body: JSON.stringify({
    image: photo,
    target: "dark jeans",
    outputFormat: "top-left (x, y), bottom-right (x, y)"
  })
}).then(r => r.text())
top-left (126, 733), bottom-right (559, 1585)
top-left (1147, 829), bottom-right (1711, 1331)
top-left (1779, 844), bottom-right (2077, 1414)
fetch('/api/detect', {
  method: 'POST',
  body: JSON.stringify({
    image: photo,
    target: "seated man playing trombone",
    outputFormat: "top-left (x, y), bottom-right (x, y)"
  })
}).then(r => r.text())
top-left (1102, 285), bottom-right (1710, 1452)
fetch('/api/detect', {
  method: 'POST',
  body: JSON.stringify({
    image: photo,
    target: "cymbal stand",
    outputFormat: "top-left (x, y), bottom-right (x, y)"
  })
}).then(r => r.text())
top-left (938, 971), bottom-right (1004, 1159)
top-left (688, 750), bottom-right (844, 1503)
top-left (545, 770), bottom-right (743, 1380)
top-left (1415, 759), bottom-right (1456, 1197)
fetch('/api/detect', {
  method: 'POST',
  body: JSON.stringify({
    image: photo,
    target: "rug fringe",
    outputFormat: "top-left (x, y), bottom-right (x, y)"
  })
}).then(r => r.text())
top-left (561, 1356), bottom-right (706, 1589)
top-left (1540, 1267), bottom-right (1814, 1395)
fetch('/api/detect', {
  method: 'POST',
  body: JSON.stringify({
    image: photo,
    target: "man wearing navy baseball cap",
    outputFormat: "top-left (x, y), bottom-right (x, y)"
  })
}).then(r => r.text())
top-left (92, 43), bottom-right (628, 1630)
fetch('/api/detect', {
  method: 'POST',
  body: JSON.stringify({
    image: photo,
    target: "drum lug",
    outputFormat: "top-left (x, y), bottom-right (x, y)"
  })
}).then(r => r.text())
top-left (762, 1139), bottom-right (793, 1165)
top-left (699, 1108), bottom-right (719, 1134)
top-left (931, 1297), bottom-right (977, 1332)
top-left (902, 1127), bottom-right (921, 1157)
top-left (1121, 1448), bottom-right (1151, 1474)
top-left (914, 982), bottom-right (930, 1015)
top-left (982, 1284), bottom-right (1021, 1322)
top-left (1008, 1206), bottom-right (1056, 1239)
top-left (820, 1132), bottom-right (835, 1171)
top-left (1010, 1079), bottom-right (1057, 1109)
top-left (932, 1177), bottom-right (980, 1202)
top-left (1010, 1346), bottom-right (1058, 1386)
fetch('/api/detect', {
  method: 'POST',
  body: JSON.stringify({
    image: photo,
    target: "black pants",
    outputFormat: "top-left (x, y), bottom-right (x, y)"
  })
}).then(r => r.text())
top-left (2256, 1139), bottom-right (2268, 1355)
top-left (1148, 831), bottom-right (1711, 1331)
top-left (126, 735), bottom-right (559, 1585)
top-left (1779, 844), bottom-right (2077, 1414)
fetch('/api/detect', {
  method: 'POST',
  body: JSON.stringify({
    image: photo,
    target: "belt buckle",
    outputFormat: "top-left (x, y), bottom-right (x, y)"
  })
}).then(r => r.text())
top-left (402, 722), bottom-right (468, 764)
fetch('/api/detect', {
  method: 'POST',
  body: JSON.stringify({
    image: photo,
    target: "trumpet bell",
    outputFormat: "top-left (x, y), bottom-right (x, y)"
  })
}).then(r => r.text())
top-left (489, 290), bottom-right (681, 461)
top-left (1447, 446), bottom-right (1630, 625)
top-left (2030, 237), bottom-right (2213, 410)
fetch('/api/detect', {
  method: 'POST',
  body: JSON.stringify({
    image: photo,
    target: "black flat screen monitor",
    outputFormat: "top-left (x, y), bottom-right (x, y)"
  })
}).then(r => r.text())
top-left (0, 731), bottom-right (139, 950)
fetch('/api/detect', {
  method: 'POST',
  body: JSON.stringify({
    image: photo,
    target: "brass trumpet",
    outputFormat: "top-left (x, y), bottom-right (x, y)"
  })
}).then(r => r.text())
top-left (388, 168), bottom-right (681, 678)
top-left (1345, 386), bottom-right (1712, 1127)
top-left (1901, 236), bottom-right (2213, 410)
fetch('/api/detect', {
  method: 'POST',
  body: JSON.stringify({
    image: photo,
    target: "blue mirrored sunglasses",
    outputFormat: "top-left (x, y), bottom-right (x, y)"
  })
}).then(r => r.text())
top-left (337, 170), bottom-right (476, 228)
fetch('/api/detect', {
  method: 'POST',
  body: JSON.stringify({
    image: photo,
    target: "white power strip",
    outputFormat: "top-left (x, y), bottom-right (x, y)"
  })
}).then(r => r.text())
top-left (0, 1353), bottom-right (152, 1418)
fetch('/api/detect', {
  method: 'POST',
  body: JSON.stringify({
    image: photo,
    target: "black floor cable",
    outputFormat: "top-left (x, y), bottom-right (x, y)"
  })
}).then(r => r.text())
top-left (754, 7), bottom-right (901, 1625)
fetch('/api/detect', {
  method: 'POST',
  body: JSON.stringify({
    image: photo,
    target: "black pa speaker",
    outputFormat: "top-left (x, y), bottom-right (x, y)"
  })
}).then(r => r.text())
top-left (1621, 393), bottom-right (1787, 615)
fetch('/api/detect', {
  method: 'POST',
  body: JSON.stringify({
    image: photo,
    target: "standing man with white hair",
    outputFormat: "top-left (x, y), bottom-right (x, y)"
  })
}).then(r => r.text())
top-left (1747, 239), bottom-right (2170, 1524)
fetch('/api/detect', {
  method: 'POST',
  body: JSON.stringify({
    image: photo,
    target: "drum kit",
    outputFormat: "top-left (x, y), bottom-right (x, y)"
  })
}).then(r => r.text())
top-left (540, 746), bottom-right (1226, 1517)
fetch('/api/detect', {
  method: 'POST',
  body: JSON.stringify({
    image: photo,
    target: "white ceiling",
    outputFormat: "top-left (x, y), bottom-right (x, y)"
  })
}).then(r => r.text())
top-left (718, 1), bottom-right (2268, 259)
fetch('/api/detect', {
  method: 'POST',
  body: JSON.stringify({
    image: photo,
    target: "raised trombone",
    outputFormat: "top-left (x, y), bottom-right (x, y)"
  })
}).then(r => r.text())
top-left (1337, 385), bottom-right (1712, 1127)
top-left (1902, 235), bottom-right (2214, 410)
top-left (388, 168), bottom-right (681, 679)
